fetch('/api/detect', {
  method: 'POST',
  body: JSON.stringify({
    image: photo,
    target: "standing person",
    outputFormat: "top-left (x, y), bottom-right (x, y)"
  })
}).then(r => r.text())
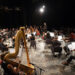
top-left (45, 33), bottom-right (52, 44)
top-left (30, 34), bottom-right (36, 49)
top-left (43, 22), bottom-right (47, 33)
top-left (30, 26), bottom-right (34, 33)
top-left (39, 25), bottom-right (43, 36)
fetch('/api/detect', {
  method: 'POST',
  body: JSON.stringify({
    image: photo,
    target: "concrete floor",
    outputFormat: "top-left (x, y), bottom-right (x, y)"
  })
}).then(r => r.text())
top-left (17, 37), bottom-right (75, 75)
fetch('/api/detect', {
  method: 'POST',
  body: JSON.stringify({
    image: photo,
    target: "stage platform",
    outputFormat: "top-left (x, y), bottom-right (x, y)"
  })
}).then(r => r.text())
top-left (9, 37), bottom-right (75, 75)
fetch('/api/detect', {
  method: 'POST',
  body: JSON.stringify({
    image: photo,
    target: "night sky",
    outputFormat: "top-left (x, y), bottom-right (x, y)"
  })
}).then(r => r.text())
top-left (0, 0), bottom-right (75, 28)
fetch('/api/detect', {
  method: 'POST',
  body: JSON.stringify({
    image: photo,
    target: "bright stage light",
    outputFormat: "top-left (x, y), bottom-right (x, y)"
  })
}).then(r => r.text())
top-left (39, 5), bottom-right (45, 13)
top-left (42, 5), bottom-right (45, 8)
top-left (39, 8), bottom-right (44, 13)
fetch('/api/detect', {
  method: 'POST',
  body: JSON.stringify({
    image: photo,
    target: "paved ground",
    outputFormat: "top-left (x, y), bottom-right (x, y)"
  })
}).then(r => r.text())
top-left (18, 37), bottom-right (75, 75)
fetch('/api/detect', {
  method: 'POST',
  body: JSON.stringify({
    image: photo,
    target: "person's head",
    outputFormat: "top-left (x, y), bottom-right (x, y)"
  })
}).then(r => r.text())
top-left (47, 33), bottom-right (50, 36)
top-left (44, 22), bottom-right (46, 26)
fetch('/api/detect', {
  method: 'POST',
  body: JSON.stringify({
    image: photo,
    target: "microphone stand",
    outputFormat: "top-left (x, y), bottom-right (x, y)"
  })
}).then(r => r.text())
top-left (30, 63), bottom-right (45, 75)
top-left (39, 68), bottom-right (44, 75)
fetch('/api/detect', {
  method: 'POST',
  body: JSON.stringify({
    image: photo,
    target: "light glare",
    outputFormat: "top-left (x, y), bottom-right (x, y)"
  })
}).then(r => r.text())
top-left (42, 5), bottom-right (45, 8)
top-left (39, 8), bottom-right (44, 13)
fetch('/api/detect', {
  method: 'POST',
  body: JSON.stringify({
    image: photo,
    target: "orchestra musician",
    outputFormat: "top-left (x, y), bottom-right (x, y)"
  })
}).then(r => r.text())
top-left (0, 56), bottom-right (25, 75)
top-left (62, 39), bottom-right (75, 65)
top-left (30, 34), bottom-right (36, 49)
top-left (43, 22), bottom-right (47, 33)
top-left (7, 59), bottom-right (21, 75)
top-left (0, 37), bottom-right (8, 52)
top-left (45, 32), bottom-right (52, 44)
top-left (62, 55), bottom-right (75, 66)
top-left (70, 32), bottom-right (75, 41)
top-left (30, 26), bottom-right (34, 33)
top-left (35, 28), bottom-right (40, 36)
top-left (51, 37), bottom-right (62, 57)
top-left (27, 28), bottom-right (31, 34)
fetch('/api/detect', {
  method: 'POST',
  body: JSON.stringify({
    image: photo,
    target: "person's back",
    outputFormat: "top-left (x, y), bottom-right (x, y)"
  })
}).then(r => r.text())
top-left (51, 37), bottom-right (62, 57)
top-left (45, 33), bottom-right (52, 44)
top-left (30, 34), bottom-right (36, 49)
top-left (30, 36), bottom-right (35, 41)
top-left (52, 39), bottom-right (61, 47)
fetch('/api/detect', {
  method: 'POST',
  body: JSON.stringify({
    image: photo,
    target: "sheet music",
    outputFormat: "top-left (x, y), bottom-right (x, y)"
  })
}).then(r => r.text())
top-left (58, 35), bottom-right (63, 41)
top-left (27, 34), bottom-right (31, 38)
top-left (49, 32), bottom-right (55, 37)
top-left (68, 42), bottom-right (75, 50)
top-left (68, 44), bottom-right (72, 50)
top-left (71, 42), bottom-right (75, 50)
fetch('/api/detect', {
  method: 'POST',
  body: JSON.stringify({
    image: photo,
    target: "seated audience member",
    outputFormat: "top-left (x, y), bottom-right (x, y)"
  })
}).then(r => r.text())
top-left (0, 37), bottom-right (8, 52)
top-left (62, 55), bottom-right (75, 65)
top-left (30, 34), bottom-right (36, 49)
top-left (51, 37), bottom-right (62, 57)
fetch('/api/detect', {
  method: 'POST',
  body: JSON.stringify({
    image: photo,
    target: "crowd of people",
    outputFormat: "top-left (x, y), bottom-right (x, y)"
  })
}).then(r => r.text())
top-left (0, 23), bottom-right (75, 74)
